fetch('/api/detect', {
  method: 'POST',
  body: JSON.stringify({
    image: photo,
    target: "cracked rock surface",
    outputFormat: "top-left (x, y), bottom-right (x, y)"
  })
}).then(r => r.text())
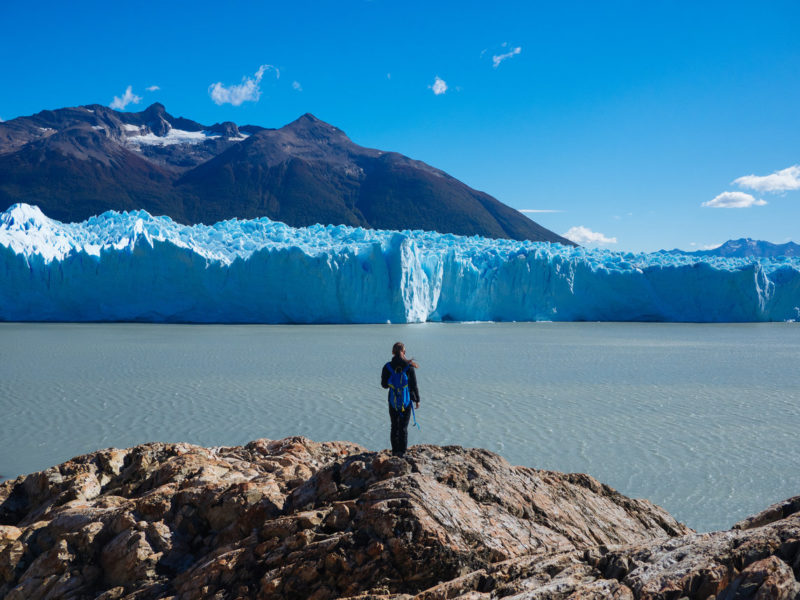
top-left (1, 438), bottom-right (797, 600)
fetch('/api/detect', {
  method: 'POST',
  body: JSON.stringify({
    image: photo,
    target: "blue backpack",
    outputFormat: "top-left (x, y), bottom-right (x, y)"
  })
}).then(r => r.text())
top-left (386, 363), bottom-right (411, 411)
top-left (386, 362), bottom-right (420, 429)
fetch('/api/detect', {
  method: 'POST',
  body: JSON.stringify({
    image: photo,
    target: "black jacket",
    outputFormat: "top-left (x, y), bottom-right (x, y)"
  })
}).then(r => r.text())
top-left (381, 356), bottom-right (420, 405)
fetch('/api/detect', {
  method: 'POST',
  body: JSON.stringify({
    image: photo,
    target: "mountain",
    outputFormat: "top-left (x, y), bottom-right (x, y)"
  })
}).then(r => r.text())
top-left (0, 103), bottom-right (572, 244)
top-left (666, 238), bottom-right (800, 258)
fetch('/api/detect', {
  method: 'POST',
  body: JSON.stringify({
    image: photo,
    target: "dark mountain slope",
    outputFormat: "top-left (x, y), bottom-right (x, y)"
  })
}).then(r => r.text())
top-left (179, 113), bottom-right (572, 242)
top-left (0, 125), bottom-right (183, 223)
top-left (354, 151), bottom-right (564, 240)
top-left (176, 115), bottom-right (368, 226)
top-left (0, 104), bottom-right (572, 243)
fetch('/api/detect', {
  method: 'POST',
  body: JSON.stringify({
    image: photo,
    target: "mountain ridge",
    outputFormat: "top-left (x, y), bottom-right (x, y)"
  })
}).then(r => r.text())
top-left (665, 237), bottom-right (800, 258)
top-left (0, 103), bottom-right (572, 244)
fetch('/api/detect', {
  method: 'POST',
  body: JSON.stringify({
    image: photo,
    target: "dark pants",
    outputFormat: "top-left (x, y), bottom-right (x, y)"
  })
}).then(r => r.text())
top-left (388, 402), bottom-right (412, 456)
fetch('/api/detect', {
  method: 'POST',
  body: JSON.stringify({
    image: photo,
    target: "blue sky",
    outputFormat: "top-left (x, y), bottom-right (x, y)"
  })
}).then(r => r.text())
top-left (2, 0), bottom-right (799, 252)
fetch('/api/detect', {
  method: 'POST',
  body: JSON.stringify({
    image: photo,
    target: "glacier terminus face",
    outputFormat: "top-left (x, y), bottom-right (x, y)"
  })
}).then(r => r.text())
top-left (1, 203), bottom-right (799, 323)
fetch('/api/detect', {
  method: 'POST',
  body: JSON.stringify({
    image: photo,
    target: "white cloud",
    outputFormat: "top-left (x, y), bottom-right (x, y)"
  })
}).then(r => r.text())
top-left (733, 165), bottom-right (800, 193)
top-left (292, 81), bottom-right (302, 92)
top-left (563, 226), bottom-right (617, 245)
top-left (689, 242), bottom-right (722, 250)
top-left (146, 85), bottom-right (160, 92)
top-left (702, 191), bottom-right (767, 208)
top-left (110, 85), bottom-right (142, 110)
top-left (519, 209), bottom-right (563, 213)
top-left (430, 76), bottom-right (447, 95)
top-left (208, 64), bottom-right (279, 106)
top-left (492, 46), bottom-right (521, 68)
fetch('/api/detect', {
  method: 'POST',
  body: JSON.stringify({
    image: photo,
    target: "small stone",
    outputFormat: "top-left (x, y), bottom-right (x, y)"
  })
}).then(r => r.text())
top-left (93, 585), bottom-right (126, 600)
top-left (110, 511), bottom-right (137, 535)
top-left (288, 529), bottom-right (314, 550)
top-left (323, 503), bottom-right (352, 531)
top-left (296, 511), bottom-right (324, 530)
top-left (0, 526), bottom-right (22, 542)
top-left (296, 563), bottom-right (319, 583)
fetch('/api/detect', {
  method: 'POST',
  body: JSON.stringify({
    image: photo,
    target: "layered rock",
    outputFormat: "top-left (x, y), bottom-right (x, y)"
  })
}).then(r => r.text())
top-left (0, 438), bottom-right (798, 599)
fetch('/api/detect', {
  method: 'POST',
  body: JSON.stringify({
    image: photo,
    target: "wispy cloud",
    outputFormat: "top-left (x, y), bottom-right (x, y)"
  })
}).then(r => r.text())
top-left (430, 76), bottom-right (447, 95)
top-left (208, 64), bottom-right (279, 106)
top-left (292, 81), bottom-right (302, 92)
top-left (519, 209), bottom-right (563, 213)
top-left (733, 165), bottom-right (800, 193)
top-left (492, 45), bottom-right (521, 68)
top-left (110, 85), bottom-right (142, 110)
top-left (146, 85), bottom-right (160, 92)
top-left (702, 191), bottom-right (767, 208)
top-left (563, 226), bottom-right (617, 245)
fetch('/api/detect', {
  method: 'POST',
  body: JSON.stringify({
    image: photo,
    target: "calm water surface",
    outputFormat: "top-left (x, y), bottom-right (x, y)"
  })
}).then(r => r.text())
top-left (1, 321), bottom-right (798, 532)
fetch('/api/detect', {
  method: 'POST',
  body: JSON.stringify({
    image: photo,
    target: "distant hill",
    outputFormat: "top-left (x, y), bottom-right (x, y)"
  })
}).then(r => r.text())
top-left (0, 103), bottom-right (572, 244)
top-left (664, 238), bottom-right (800, 258)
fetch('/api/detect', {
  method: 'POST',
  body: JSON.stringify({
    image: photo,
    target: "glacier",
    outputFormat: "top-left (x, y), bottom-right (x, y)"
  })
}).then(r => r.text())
top-left (1, 203), bottom-right (800, 323)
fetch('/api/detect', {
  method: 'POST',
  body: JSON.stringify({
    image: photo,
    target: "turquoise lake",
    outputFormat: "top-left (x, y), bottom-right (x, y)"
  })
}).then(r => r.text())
top-left (1, 321), bottom-right (798, 532)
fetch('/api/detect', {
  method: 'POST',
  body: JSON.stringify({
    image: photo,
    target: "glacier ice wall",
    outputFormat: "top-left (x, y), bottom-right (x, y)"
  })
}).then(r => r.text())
top-left (2, 203), bottom-right (800, 323)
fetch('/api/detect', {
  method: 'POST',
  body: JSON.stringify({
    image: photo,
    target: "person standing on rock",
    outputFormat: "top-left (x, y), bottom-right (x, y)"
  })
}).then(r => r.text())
top-left (381, 342), bottom-right (420, 457)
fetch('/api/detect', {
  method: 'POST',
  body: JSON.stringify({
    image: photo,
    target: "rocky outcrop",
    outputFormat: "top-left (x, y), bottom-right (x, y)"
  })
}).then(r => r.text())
top-left (0, 438), bottom-right (797, 600)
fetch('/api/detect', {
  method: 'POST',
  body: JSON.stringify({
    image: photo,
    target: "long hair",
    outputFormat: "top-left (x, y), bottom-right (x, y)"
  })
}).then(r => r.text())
top-left (392, 341), bottom-right (419, 368)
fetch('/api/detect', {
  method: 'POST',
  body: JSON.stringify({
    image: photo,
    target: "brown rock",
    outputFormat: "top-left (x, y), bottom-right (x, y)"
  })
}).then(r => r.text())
top-left (94, 586), bottom-right (126, 600)
top-left (0, 437), bottom-right (797, 600)
top-left (733, 496), bottom-right (800, 531)
top-left (0, 525), bottom-right (22, 542)
top-left (0, 538), bottom-right (25, 583)
top-left (324, 502), bottom-right (353, 531)
top-left (719, 555), bottom-right (800, 599)
top-left (100, 529), bottom-right (159, 586)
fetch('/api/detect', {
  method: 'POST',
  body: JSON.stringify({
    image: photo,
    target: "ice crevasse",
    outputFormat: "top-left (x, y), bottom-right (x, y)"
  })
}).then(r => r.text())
top-left (1, 203), bottom-right (799, 323)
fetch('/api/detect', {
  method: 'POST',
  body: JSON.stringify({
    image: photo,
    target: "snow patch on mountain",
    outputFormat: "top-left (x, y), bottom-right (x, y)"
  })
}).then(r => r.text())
top-left (124, 127), bottom-right (249, 147)
top-left (126, 128), bottom-right (219, 146)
